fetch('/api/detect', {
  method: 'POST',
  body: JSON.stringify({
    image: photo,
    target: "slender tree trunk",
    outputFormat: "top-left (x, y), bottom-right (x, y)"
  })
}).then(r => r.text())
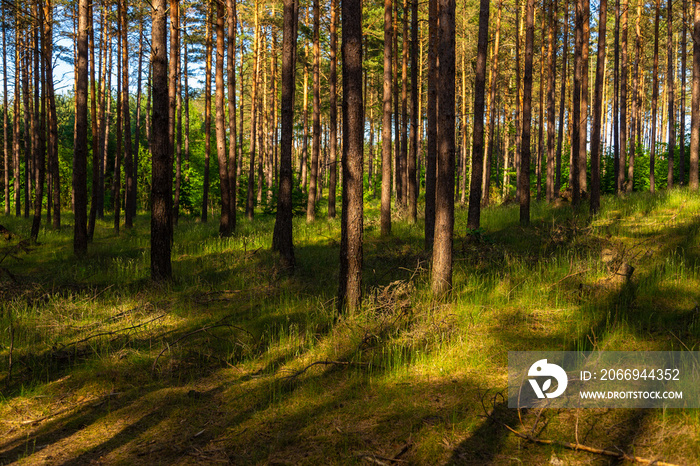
top-left (246, 1), bottom-right (260, 219)
top-left (306, 0), bottom-right (321, 222)
top-left (151, 0), bottom-right (172, 280)
top-left (578, 0), bottom-right (589, 195)
top-left (88, 0), bottom-right (99, 240)
top-left (690, 0), bottom-right (700, 190)
top-left (432, 0), bottom-right (455, 294)
top-left (590, 0), bottom-right (606, 213)
top-left (101, 37), bottom-right (112, 222)
top-left (424, 0), bottom-right (437, 246)
top-left (520, 0), bottom-right (534, 223)
top-left (628, 0), bottom-right (642, 192)
top-left (408, 0), bottom-right (418, 222)
top-left (184, 11), bottom-right (190, 177)
top-left (338, 0), bottom-right (364, 310)
top-left (132, 21), bottom-right (143, 221)
top-left (555, 0), bottom-right (568, 198)
top-left (272, 0), bottom-right (298, 269)
top-left (328, 0), bottom-right (338, 219)
top-left (227, 0), bottom-right (237, 229)
top-left (680, 0), bottom-right (687, 185)
top-left (170, 0), bottom-right (180, 227)
top-left (613, 0), bottom-right (620, 193)
top-left (399, 0), bottom-right (409, 208)
top-left (300, 22), bottom-right (309, 192)
top-left (13, 19), bottom-right (20, 217)
top-left (571, 0), bottom-right (583, 206)
top-left (31, 1), bottom-right (46, 243)
top-left (202, 6), bottom-right (212, 221)
top-left (483, 0), bottom-right (502, 207)
top-left (546, 0), bottom-right (557, 202)
top-left (74, 0), bottom-right (89, 254)
top-left (114, 21), bottom-right (122, 234)
top-left (667, 0), bottom-right (675, 188)
top-left (2, 8), bottom-right (8, 215)
top-left (381, 0), bottom-right (393, 236)
top-left (122, 0), bottom-right (133, 228)
top-left (214, 0), bottom-right (231, 235)
top-left (467, 0), bottom-right (489, 229)
top-left (46, 1), bottom-right (58, 230)
top-left (618, 0), bottom-right (628, 192)
top-left (649, 0), bottom-right (660, 193)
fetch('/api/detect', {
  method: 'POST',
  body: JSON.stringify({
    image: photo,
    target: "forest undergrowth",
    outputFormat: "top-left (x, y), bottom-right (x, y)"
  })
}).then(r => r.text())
top-left (1, 189), bottom-right (699, 465)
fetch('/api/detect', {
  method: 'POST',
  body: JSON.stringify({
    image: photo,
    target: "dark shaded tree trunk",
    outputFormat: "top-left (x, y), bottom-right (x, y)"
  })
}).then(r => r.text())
top-left (132, 21), bottom-right (144, 221)
top-left (74, 0), bottom-right (89, 254)
top-left (520, 0), bottom-right (534, 224)
top-left (13, 20), bottom-right (20, 217)
top-left (31, 1), bottom-right (45, 243)
top-left (467, 0), bottom-right (489, 229)
top-left (202, 6), bottom-right (212, 222)
top-left (424, 0), bottom-right (437, 246)
top-left (151, 0), bottom-right (172, 280)
top-left (571, 0), bottom-right (582, 206)
top-left (88, 0), bottom-right (99, 240)
top-left (590, 0), bottom-right (606, 213)
top-left (381, 0), bottom-right (393, 236)
top-left (339, 0), bottom-right (364, 311)
top-left (272, 0), bottom-right (298, 269)
top-left (431, 0), bottom-right (455, 295)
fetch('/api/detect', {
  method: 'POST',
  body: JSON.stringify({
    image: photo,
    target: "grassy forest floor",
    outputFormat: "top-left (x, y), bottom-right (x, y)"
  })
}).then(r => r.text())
top-left (1, 189), bottom-right (699, 465)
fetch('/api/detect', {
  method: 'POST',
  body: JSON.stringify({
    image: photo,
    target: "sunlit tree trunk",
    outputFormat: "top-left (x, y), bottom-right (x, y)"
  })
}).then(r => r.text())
top-left (227, 0), bottom-right (237, 229)
top-left (213, 0), bottom-right (231, 235)
top-left (590, 0), bottom-right (606, 213)
top-left (432, 0), bottom-right (455, 294)
top-left (483, 0), bottom-right (502, 207)
top-left (122, 0), bottom-right (133, 228)
top-left (151, 0), bottom-right (172, 280)
top-left (328, 0), bottom-right (338, 218)
top-left (339, 0), bottom-right (364, 310)
top-left (246, 1), bottom-right (260, 219)
top-left (690, 0), bottom-right (700, 190)
top-left (306, 0), bottom-right (321, 222)
top-left (667, 0), bottom-right (675, 188)
top-left (3, 7), bottom-right (9, 215)
top-left (408, 0), bottom-right (418, 222)
top-left (381, 0), bottom-right (393, 236)
top-left (628, 0), bottom-right (642, 192)
top-left (74, 0), bottom-right (89, 254)
top-left (202, 6), bottom-right (212, 221)
top-left (545, 0), bottom-right (556, 202)
top-left (680, 0), bottom-right (687, 185)
top-left (555, 0), bottom-right (568, 198)
top-left (649, 0), bottom-right (660, 193)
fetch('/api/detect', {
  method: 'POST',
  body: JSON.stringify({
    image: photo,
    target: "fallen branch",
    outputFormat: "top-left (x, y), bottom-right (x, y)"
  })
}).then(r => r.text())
top-left (499, 422), bottom-right (679, 466)
top-left (59, 314), bottom-right (166, 349)
top-left (282, 360), bottom-right (374, 380)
